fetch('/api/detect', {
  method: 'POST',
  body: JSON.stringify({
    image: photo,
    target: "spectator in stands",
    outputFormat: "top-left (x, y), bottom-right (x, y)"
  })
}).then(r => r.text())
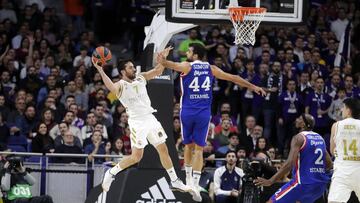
top-left (217, 134), bottom-right (239, 156)
top-left (50, 111), bottom-right (82, 141)
top-left (213, 118), bottom-right (233, 149)
top-left (110, 111), bottom-right (128, 141)
top-left (277, 79), bottom-right (302, 155)
top-left (110, 137), bottom-right (125, 162)
top-left (69, 103), bottom-right (84, 129)
top-left (305, 51), bottom-right (329, 79)
top-left (331, 8), bottom-right (350, 41)
top-left (54, 130), bottom-right (83, 164)
top-left (252, 137), bottom-right (269, 159)
top-left (53, 121), bottom-right (82, 149)
top-left (328, 87), bottom-right (346, 122)
top-left (41, 96), bottom-right (64, 122)
top-left (85, 130), bottom-right (106, 164)
top-left (0, 112), bottom-right (10, 149)
top-left (325, 74), bottom-right (342, 98)
top-left (0, 94), bottom-right (10, 118)
top-left (93, 122), bottom-right (108, 141)
top-left (178, 29), bottom-right (204, 61)
top-left (61, 80), bottom-right (88, 111)
top-left (297, 72), bottom-right (312, 99)
top-left (344, 75), bottom-right (358, 98)
top-left (15, 104), bottom-right (38, 137)
top-left (73, 46), bottom-right (91, 69)
top-left (81, 112), bottom-right (97, 141)
top-left (214, 150), bottom-right (244, 203)
top-left (239, 116), bottom-right (257, 154)
top-left (19, 66), bottom-right (43, 97)
top-left (305, 77), bottom-right (332, 135)
top-left (262, 61), bottom-right (283, 141)
top-left (121, 124), bottom-right (132, 155)
top-left (1, 70), bottom-right (16, 98)
top-left (7, 97), bottom-right (26, 125)
top-left (37, 75), bottom-right (56, 103)
top-left (214, 111), bottom-right (238, 135)
top-left (211, 102), bottom-right (236, 126)
top-left (93, 103), bottom-right (112, 128)
top-left (31, 122), bottom-right (54, 153)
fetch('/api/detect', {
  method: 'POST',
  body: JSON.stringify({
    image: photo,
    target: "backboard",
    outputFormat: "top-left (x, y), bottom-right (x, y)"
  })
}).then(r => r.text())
top-left (165, 0), bottom-right (308, 24)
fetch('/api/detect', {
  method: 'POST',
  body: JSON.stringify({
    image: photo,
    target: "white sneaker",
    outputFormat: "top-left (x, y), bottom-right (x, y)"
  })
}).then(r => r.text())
top-left (189, 185), bottom-right (202, 202)
top-left (170, 178), bottom-right (191, 192)
top-left (102, 170), bottom-right (115, 192)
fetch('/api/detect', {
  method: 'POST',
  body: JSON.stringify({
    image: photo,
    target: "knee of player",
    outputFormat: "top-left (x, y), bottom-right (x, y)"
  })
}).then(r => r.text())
top-left (194, 145), bottom-right (204, 153)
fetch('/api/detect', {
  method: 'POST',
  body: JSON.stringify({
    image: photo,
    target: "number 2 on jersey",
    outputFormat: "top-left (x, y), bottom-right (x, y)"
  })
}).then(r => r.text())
top-left (343, 139), bottom-right (358, 156)
top-left (189, 76), bottom-right (211, 92)
top-left (314, 148), bottom-right (324, 165)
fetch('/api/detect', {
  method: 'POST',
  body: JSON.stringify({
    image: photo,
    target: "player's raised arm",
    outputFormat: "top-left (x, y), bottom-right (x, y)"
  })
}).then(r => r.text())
top-left (92, 58), bottom-right (122, 97)
top-left (156, 50), bottom-right (192, 74)
top-left (210, 65), bottom-right (266, 96)
top-left (141, 47), bottom-right (173, 80)
top-left (254, 134), bottom-right (304, 186)
top-left (330, 122), bottom-right (338, 156)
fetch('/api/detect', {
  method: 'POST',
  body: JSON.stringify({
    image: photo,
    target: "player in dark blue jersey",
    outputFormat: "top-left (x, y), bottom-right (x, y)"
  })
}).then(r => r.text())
top-left (254, 114), bottom-right (333, 203)
top-left (157, 44), bottom-right (266, 201)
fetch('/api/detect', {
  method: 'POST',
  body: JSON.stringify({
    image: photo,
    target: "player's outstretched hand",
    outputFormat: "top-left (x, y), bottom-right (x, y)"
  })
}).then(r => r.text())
top-left (254, 177), bottom-right (273, 187)
top-left (92, 57), bottom-right (103, 71)
top-left (252, 86), bottom-right (266, 97)
top-left (161, 46), bottom-right (173, 58)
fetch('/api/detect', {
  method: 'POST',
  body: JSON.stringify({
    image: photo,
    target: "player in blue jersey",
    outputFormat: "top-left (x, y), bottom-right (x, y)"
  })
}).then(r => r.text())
top-left (157, 44), bottom-right (266, 201)
top-left (254, 114), bottom-right (333, 203)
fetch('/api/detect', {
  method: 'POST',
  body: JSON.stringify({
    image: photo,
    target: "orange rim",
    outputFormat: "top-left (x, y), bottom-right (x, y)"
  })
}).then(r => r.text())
top-left (228, 7), bottom-right (267, 22)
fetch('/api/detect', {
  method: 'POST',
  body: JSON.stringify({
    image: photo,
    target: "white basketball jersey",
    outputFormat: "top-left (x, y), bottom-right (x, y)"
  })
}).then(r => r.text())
top-left (117, 75), bottom-right (156, 118)
top-left (333, 118), bottom-right (360, 174)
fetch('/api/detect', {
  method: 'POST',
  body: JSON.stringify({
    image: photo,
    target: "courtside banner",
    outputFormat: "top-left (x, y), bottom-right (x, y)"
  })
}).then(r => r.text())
top-left (85, 168), bottom-right (194, 203)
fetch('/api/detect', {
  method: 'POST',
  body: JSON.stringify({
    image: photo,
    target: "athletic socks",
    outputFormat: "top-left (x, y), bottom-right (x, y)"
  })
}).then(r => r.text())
top-left (167, 167), bottom-right (178, 182)
top-left (193, 171), bottom-right (201, 187)
top-left (185, 165), bottom-right (192, 180)
top-left (109, 163), bottom-right (123, 175)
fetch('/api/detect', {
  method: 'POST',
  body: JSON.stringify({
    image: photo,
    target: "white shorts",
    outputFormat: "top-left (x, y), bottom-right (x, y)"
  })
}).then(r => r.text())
top-left (328, 169), bottom-right (360, 202)
top-left (128, 114), bottom-right (167, 149)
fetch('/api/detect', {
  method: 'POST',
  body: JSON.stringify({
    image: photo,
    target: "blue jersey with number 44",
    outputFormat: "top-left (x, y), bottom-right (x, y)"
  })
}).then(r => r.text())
top-left (180, 60), bottom-right (214, 110)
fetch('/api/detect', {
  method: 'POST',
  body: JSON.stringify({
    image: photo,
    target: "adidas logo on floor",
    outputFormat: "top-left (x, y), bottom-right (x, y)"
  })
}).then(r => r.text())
top-left (136, 177), bottom-right (182, 203)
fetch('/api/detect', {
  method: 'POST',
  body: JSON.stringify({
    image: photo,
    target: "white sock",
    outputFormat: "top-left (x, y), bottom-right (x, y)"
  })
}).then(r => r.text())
top-left (167, 167), bottom-right (178, 182)
top-left (185, 165), bottom-right (192, 180)
top-left (109, 163), bottom-right (123, 175)
top-left (193, 171), bottom-right (201, 187)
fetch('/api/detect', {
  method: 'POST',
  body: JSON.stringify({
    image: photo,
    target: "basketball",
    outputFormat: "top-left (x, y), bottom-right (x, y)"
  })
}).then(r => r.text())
top-left (92, 46), bottom-right (112, 66)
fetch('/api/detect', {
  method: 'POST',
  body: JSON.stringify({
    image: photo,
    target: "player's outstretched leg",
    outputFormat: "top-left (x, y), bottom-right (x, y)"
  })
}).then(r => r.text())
top-left (155, 143), bottom-right (191, 192)
top-left (102, 148), bottom-right (144, 191)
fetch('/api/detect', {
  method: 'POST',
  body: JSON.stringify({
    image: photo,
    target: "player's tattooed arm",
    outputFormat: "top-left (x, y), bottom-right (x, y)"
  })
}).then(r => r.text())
top-left (330, 122), bottom-right (338, 156)
top-left (254, 134), bottom-right (304, 187)
top-left (211, 65), bottom-right (266, 96)
top-left (92, 57), bottom-right (122, 97)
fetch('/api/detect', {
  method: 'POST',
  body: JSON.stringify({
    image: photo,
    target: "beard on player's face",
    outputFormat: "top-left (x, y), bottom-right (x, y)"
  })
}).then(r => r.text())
top-left (122, 69), bottom-right (136, 80)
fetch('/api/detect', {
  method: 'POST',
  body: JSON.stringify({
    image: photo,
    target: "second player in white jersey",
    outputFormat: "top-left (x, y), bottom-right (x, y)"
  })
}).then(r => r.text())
top-left (328, 98), bottom-right (360, 203)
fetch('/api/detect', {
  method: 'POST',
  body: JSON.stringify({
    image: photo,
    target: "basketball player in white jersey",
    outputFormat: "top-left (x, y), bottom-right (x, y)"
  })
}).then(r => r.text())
top-left (93, 48), bottom-right (190, 193)
top-left (328, 98), bottom-right (360, 203)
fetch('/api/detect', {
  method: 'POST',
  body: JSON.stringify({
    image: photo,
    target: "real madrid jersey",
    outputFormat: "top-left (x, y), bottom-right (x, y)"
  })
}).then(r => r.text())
top-left (117, 75), bottom-right (156, 118)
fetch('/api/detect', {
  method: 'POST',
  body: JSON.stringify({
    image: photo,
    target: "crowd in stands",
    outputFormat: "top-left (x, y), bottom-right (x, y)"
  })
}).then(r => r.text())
top-left (0, 0), bottom-right (359, 173)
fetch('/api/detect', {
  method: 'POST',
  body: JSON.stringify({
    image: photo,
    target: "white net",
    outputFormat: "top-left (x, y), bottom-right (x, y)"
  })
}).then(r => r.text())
top-left (228, 7), bottom-right (266, 45)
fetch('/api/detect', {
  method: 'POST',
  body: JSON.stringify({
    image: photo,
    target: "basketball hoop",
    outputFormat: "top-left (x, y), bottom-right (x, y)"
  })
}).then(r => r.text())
top-left (228, 7), bottom-right (267, 45)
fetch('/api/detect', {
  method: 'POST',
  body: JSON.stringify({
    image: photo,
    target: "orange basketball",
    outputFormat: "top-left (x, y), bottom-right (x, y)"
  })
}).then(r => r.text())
top-left (92, 46), bottom-right (112, 66)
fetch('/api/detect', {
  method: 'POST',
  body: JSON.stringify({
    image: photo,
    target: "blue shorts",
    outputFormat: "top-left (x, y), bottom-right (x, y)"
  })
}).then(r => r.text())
top-left (270, 180), bottom-right (327, 203)
top-left (180, 108), bottom-right (211, 147)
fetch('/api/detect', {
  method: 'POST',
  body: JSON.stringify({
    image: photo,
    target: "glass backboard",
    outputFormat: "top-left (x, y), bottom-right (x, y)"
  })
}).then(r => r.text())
top-left (165, 0), bottom-right (308, 24)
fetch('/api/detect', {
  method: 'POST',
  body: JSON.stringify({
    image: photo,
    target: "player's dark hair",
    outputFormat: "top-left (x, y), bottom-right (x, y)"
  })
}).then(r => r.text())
top-left (343, 98), bottom-right (360, 119)
top-left (302, 114), bottom-right (315, 130)
top-left (118, 59), bottom-right (134, 74)
top-left (189, 43), bottom-right (206, 59)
